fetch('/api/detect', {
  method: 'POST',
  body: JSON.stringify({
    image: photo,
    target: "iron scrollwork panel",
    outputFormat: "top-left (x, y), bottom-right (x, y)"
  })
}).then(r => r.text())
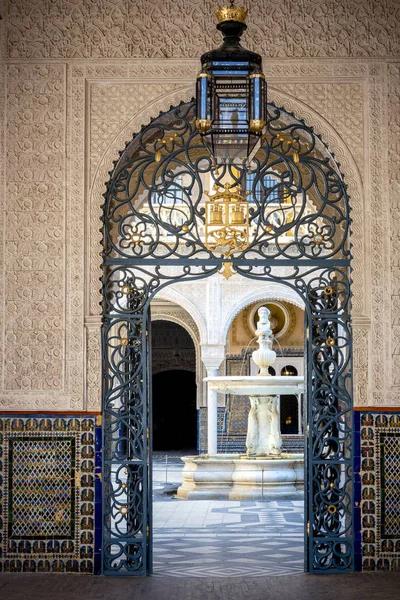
top-left (232, 263), bottom-right (354, 571)
top-left (307, 268), bottom-right (353, 572)
top-left (102, 263), bottom-right (221, 318)
top-left (103, 101), bottom-right (350, 264)
top-left (102, 316), bottom-right (149, 574)
top-left (102, 97), bottom-right (354, 575)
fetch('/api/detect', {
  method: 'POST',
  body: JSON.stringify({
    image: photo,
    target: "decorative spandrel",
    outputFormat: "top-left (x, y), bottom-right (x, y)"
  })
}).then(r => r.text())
top-left (103, 101), bottom-right (350, 263)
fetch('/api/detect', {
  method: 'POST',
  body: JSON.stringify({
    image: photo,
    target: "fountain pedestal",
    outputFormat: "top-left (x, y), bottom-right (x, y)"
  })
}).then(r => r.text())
top-left (247, 395), bottom-right (281, 456)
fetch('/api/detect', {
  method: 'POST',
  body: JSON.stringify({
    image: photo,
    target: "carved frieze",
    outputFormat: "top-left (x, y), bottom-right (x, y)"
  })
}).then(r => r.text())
top-left (6, 0), bottom-right (400, 59)
top-left (368, 64), bottom-right (390, 398)
top-left (0, 3), bottom-right (397, 410)
top-left (389, 63), bottom-right (400, 388)
top-left (86, 322), bottom-right (101, 410)
top-left (353, 326), bottom-right (370, 406)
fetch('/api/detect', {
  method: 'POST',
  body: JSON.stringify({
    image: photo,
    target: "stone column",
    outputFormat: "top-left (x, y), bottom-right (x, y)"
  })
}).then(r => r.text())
top-left (297, 394), bottom-right (302, 435)
top-left (206, 367), bottom-right (219, 455)
top-left (201, 344), bottom-right (225, 456)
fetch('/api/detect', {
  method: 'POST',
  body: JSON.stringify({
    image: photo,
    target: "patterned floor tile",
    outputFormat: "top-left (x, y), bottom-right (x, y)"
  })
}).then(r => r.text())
top-left (153, 498), bottom-right (304, 577)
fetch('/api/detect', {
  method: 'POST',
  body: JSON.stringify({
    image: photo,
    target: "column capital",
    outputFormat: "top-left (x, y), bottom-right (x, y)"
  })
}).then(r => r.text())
top-left (201, 344), bottom-right (225, 371)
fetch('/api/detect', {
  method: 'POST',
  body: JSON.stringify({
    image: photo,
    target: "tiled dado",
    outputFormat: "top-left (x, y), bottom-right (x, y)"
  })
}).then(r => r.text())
top-left (0, 414), bottom-right (102, 573)
top-left (2, 409), bottom-right (398, 575)
top-left (354, 410), bottom-right (400, 572)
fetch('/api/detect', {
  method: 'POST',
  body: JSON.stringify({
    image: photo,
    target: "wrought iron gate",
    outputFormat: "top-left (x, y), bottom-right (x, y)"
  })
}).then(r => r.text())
top-left (101, 101), bottom-right (354, 574)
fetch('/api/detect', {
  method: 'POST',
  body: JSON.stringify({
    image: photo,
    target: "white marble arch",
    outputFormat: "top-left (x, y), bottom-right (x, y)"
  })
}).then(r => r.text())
top-left (154, 287), bottom-right (207, 344)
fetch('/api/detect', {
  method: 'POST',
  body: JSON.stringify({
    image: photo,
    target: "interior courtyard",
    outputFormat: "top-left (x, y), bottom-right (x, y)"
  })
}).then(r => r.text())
top-left (0, 0), bottom-right (400, 598)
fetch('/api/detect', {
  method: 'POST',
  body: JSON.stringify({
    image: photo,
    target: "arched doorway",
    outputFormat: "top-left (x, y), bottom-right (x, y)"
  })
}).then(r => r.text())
top-left (101, 100), bottom-right (353, 575)
top-left (151, 320), bottom-right (197, 452)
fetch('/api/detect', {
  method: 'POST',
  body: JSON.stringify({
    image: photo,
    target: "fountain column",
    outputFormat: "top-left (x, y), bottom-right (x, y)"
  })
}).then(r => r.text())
top-left (201, 345), bottom-right (225, 455)
top-left (248, 307), bottom-right (279, 456)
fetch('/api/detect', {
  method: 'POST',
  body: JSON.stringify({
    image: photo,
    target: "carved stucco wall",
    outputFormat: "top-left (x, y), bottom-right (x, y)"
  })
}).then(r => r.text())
top-left (6, 0), bottom-right (400, 59)
top-left (0, 0), bottom-right (399, 410)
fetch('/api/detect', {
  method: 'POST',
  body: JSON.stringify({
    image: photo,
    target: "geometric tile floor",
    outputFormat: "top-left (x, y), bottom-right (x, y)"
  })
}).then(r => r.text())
top-left (153, 501), bottom-right (304, 577)
top-left (153, 457), bottom-right (304, 577)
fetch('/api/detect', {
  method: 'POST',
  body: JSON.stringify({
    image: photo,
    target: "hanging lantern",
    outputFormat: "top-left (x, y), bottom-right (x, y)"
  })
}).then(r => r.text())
top-left (196, 2), bottom-right (267, 167)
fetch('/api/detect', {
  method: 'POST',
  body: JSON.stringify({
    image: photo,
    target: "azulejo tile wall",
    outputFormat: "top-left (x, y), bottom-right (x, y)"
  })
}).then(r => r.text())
top-left (354, 411), bottom-right (400, 572)
top-left (0, 414), bottom-right (102, 573)
top-left (2, 410), bottom-right (398, 574)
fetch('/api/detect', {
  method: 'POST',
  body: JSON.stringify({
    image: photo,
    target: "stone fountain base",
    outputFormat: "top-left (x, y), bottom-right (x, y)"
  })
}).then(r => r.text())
top-left (176, 453), bottom-right (304, 501)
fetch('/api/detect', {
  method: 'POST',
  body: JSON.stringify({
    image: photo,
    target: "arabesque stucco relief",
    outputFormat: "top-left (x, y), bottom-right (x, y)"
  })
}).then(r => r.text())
top-left (0, 1), bottom-right (399, 410)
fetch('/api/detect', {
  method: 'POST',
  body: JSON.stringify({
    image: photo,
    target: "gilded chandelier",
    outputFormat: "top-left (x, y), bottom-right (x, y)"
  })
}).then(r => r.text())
top-left (204, 183), bottom-right (251, 258)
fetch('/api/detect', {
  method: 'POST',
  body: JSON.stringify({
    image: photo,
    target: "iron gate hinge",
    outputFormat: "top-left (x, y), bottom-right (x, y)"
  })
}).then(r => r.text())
top-left (307, 521), bottom-right (310, 536)
top-left (146, 524), bottom-right (150, 538)
top-left (146, 427), bottom-right (150, 440)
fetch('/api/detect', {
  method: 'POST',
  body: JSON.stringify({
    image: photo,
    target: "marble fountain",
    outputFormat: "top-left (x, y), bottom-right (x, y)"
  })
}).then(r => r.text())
top-left (177, 307), bottom-right (305, 500)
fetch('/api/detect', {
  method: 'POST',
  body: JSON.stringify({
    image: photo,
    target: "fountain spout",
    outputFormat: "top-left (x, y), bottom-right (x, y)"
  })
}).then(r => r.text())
top-left (252, 307), bottom-right (276, 375)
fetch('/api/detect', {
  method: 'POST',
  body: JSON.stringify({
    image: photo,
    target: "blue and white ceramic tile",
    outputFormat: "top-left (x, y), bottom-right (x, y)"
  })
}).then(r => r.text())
top-left (358, 411), bottom-right (400, 571)
top-left (0, 415), bottom-right (102, 574)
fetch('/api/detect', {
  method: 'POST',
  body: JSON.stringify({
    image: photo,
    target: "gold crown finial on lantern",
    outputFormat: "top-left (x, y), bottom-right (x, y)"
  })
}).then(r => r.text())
top-left (216, 1), bottom-right (248, 24)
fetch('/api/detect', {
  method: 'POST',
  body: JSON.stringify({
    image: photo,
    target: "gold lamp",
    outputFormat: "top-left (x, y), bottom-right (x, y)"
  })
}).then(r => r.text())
top-left (204, 183), bottom-right (250, 257)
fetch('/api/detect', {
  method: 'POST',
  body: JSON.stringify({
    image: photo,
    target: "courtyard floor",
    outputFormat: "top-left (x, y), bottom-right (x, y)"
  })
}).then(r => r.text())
top-left (153, 498), bottom-right (304, 577)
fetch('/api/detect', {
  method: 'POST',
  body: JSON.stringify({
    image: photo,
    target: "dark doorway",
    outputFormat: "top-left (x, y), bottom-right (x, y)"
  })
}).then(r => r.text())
top-left (151, 320), bottom-right (197, 451)
top-left (152, 370), bottom-right (197, 451)
top-left (280, 395), bottom-right (299, 434)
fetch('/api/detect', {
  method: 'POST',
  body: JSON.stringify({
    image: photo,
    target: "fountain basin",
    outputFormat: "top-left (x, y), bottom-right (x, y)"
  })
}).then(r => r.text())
top-left (176, 453), bottom-right (304, 500)
top-left (205, 375), bottom-right (304, 396)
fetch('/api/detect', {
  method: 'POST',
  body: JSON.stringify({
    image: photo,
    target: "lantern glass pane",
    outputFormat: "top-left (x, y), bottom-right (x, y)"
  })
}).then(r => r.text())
top-left (213, 76), bottom-right (249, 130)
top-left (252, 77), bottom-right (261, 121)
top-left (199, 78), bottom-right (209, 120)
top-left (204, 130), bottom-right (260, 166)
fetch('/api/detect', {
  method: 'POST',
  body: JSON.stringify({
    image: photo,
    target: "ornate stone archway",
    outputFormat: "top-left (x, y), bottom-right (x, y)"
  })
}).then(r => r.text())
top-left (101, 98), bottom-right (354, 575)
